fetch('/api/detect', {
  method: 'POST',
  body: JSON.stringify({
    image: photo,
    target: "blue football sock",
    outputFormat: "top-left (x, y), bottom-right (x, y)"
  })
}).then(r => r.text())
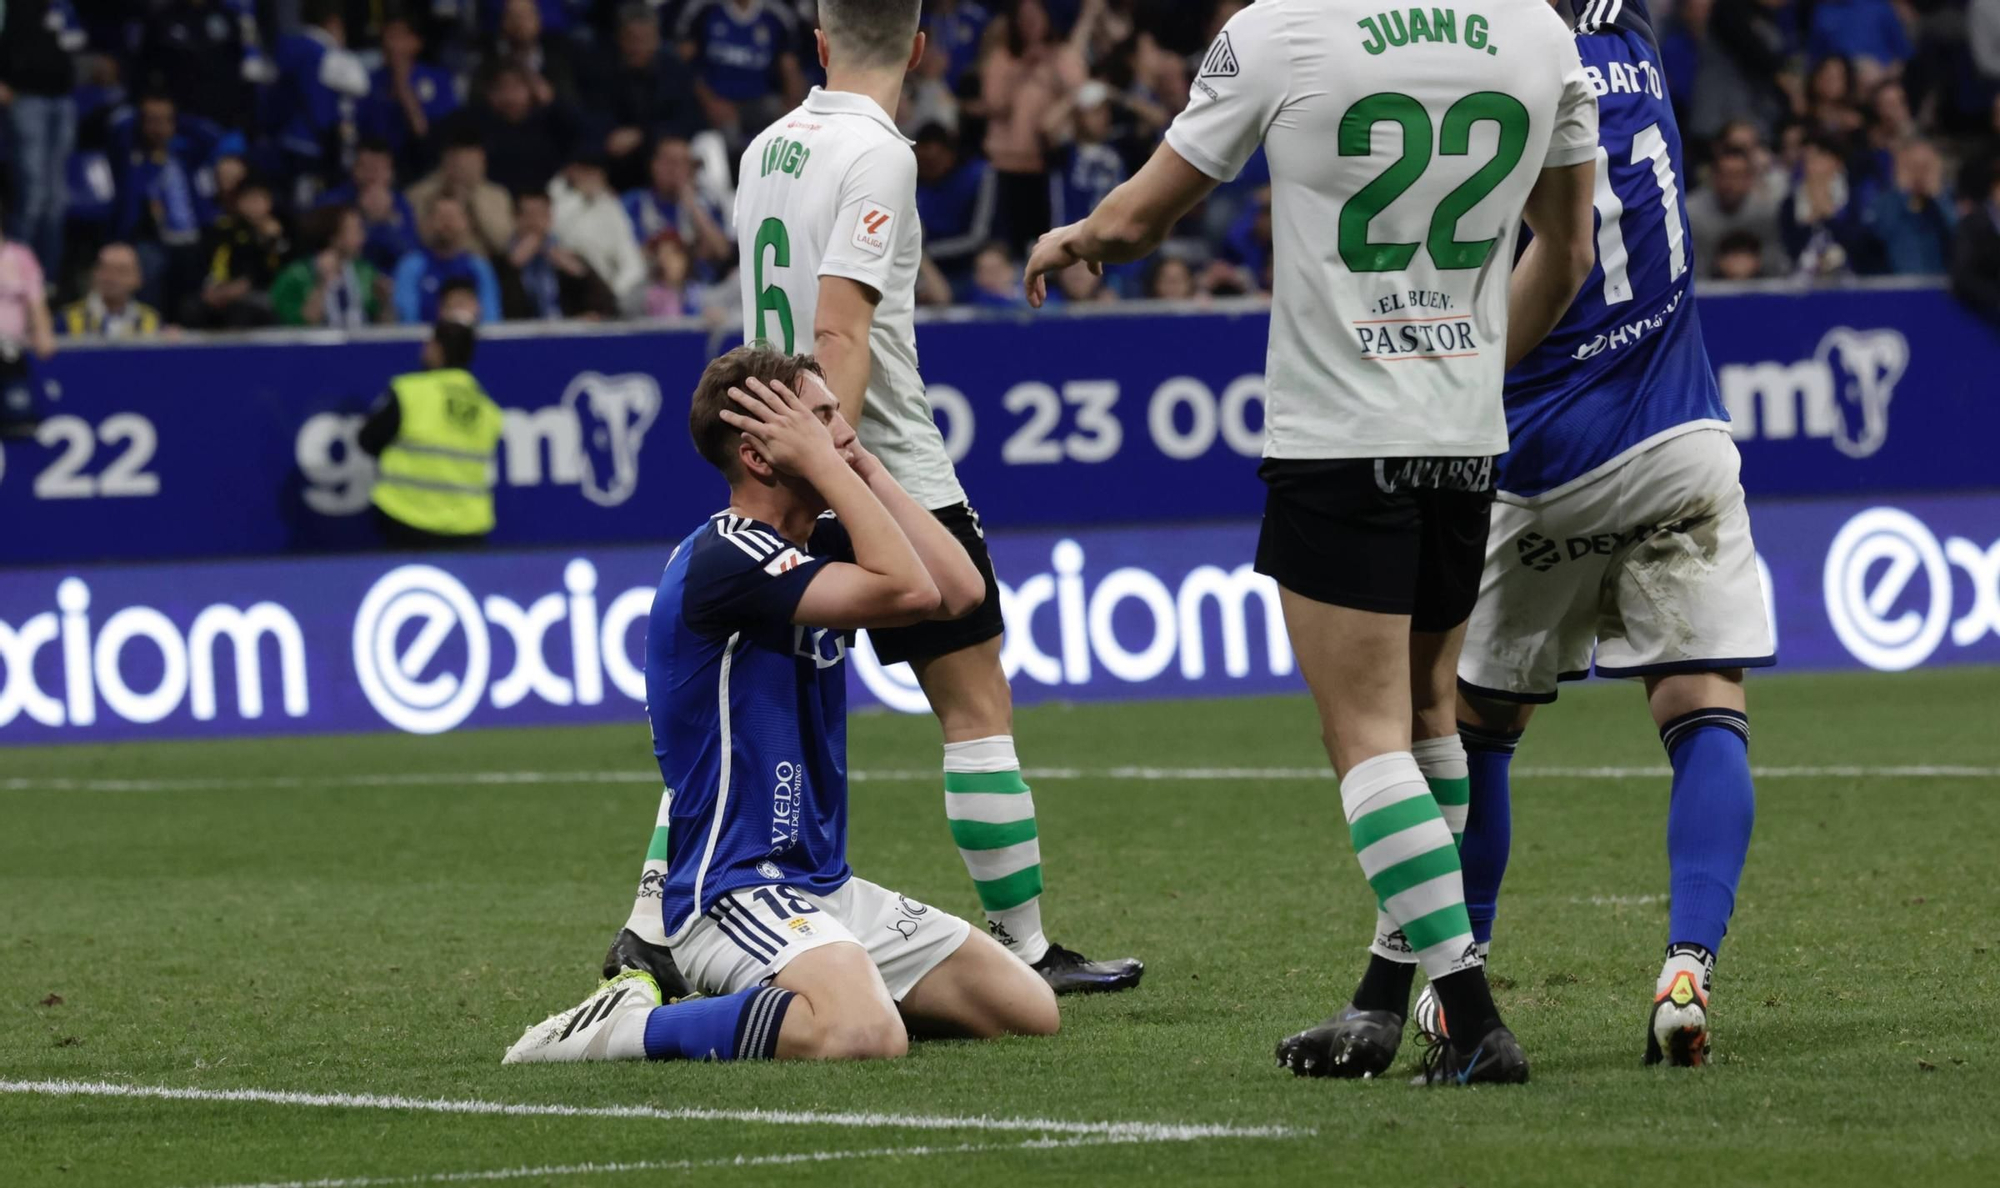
top-left (1660, 709), bottom-right (1756, 956)
top-left (1457, 721), bottom-right (1521, 949)
top-left (641, 985), bottom-right (796, 1061)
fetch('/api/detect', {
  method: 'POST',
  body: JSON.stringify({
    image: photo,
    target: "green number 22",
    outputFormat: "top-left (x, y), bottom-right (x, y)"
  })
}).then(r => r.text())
top-left (753, 217), bottom-right (794, 351)
top-left (1336, 91), bottom-right (1529, 273)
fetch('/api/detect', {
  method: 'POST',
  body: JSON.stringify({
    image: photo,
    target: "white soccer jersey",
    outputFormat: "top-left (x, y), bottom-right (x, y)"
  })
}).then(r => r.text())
top-left (736, 88), bottom-right (966, 510)
top-left (1165, 0), bottom-right (1599, 460)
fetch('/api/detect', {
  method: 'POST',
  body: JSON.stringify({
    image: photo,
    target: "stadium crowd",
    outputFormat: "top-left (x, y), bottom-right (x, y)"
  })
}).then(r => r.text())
top-left (0, 0), bottom-right (1996, 342)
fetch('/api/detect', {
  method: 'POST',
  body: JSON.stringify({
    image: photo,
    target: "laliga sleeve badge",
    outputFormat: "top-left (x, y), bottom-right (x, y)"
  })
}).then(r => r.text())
top-left (852, 202), bottom-right (895, 256)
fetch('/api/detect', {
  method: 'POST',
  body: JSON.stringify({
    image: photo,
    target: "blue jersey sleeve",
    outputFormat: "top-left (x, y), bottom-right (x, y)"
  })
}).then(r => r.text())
top-left (807, 512), bottom-right (855, 564)
top-left (682, 517), bottom-right (833, 638)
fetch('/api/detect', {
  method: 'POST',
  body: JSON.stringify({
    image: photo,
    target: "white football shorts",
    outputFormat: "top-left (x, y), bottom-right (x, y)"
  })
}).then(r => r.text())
top-left (671, 876), bottom-right (972, 1001)
top-left (1458, 428), bottom-right (1776, 702)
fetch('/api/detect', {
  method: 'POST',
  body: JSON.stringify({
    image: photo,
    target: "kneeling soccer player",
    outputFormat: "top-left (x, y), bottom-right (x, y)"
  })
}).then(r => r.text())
top-left (504, 347), bottom-right (1058, 1064)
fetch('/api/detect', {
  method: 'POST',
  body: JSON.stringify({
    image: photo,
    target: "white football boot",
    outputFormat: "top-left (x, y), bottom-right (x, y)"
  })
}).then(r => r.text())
top-left (503, 970), bottom-right (661, 1064)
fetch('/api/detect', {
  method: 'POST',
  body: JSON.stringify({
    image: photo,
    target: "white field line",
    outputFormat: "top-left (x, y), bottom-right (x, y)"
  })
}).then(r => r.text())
top-left (0, 1079), bottom-right (1303, 1143)
top-left (3, 763), bottom-right (1996, 794)
top-left (193, 1135), bottom-right (1157, 1188)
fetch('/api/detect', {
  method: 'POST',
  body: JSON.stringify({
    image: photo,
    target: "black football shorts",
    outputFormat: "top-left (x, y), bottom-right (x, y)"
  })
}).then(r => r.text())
top-left (866, 502), bottom-right (1007, 666)
top-left (1254, 457), bottom-right (1496, 633)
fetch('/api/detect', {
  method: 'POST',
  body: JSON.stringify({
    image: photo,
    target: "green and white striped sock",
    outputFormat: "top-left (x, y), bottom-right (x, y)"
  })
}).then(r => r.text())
top-left (622, 789), bottom-right (673, 946)
top-left (944, 735), bottom-right (1048, 964)
top-left (1372, 737), bottom-right (1475, 964)
top-left (1414, 734), bottom-right (1471, 840)
top-left (1345, 751), bottom-right (1477, 979)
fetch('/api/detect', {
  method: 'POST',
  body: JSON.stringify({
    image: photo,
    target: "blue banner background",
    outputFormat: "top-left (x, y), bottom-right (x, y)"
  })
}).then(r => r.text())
top-left (4, 492), bottom-right (1997, 744)
top-left (1, 284), bottom-right (1993, 567)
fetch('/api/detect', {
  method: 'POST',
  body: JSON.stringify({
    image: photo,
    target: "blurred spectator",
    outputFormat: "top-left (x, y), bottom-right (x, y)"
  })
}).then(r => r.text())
top-left (1220, 187), bottom-right (1274, 293)
top-left (1145, 254), bottom-right (1195, 300)
top-left (676, 0), bottom-right (805, 142)
top-left (483, 0), bottom-right (579, 110)
top-left (969, 242), bottom-right (1027, 308)
top-left (980, 0), bottom-right (1086, 250)
top-left (915, 254), bottom-right (955, 306)
top-left (1854, 79), bottom-right (1916, 197)
top-left (1044, 80), bottom-right (1126, 227)
top-left (0, 216), bottom-right (57, 359)
top-left (550, 153), bottom-right (647, 314)
top-left (437, 276), bottom-right (486, 325)
top-left (622, 136), bottom-right (733, 280)
top-left (407, 130), bottom-right (517, 257)
top-left (0, 210), bottom-right (55, 436)
top-left (186, 175), bottom-right (289, 327)
top-left (1808, 0), bottom-right (1913, 82)
top-left (925, 0), bottom-right (995, 85)
top-left (1690, 0), bottom-right (1802, 143)
top-left (898, 39), bottom-right (959, 137)
top-left (317, 140), bottom-right (422, 274)
top-left (915, 124), bottom-right (998, 278)
top-left (270, 0), bottom-right (371, 203)
top-left (641, 232), bottom-right (696, 319)
top-left (130, 0), bottom-right (269, 129)
top-left (498, 190), bottom-right (617, 320)
top-left (393, 193), bottom-right (502, 323)
top-left (1805, 56), bottom-right (1864, 148)
top-left (1716, 118), bottom-right (1792, 204)
top-left (1976, 1), bottom-right (2000, 84)
top-left (474, 0), bottom-right (587, 39)
top-left (365, 17), bottom-right (461, 177)
top-left (1782, 137), bottom-right (1862, 276)
top-left (1712, 229), bottom-right (1768, 281)
top-left (587, 5), bottom-right (705, 191)
top-left (471, 64), bottom-right (574, 196)
top-left (1951, 170), bottom-right (2000, 325)
top-left (1861, 139), bottom-right (1955, 275)
top-left (1, 0), bottom-right (87, 278)
top-left (1688, 148), bottom-right (1784, 278)
top-left (58, 243), bottom-right (164, 337)
top-left (1051, 260), bottom-right (1116, 304)
top-left (271, 205), bottom-right (393, 327)
top-left (113, 93), bottom-right (212, 304)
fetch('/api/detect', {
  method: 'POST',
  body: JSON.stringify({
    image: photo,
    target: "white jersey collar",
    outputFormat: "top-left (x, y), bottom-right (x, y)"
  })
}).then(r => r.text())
top-left (803, 87), bottom-right (912, 144)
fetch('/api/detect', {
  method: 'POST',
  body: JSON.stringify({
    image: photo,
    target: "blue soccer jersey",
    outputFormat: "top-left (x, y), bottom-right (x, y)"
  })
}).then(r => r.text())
top-left (1498, 0), bottom-right (1731, 497)
top-left (678, 0), bottom-right (794, 103)
top-left (646, 511), bottom-right (855, 938)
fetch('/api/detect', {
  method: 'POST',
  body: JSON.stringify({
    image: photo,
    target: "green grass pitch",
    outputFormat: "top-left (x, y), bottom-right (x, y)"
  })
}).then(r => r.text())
top-left (4, 667), bottom-right (1998, 1187)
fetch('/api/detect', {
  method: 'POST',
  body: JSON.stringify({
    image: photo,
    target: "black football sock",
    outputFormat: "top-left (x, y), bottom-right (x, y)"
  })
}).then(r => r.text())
top-left (1430, 967), bottom-right (1502, 1052)
top-left (1351, 952), bottom-right (1417, 1017)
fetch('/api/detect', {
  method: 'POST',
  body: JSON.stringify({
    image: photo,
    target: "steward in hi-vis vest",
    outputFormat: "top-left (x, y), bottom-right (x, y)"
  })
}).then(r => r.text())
top-left (358, 319), bottom-right (503, 546)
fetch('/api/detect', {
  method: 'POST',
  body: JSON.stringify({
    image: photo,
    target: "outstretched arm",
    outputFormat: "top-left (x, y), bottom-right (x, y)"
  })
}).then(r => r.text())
top-left (1023, 142), bottom-right (1216, 306)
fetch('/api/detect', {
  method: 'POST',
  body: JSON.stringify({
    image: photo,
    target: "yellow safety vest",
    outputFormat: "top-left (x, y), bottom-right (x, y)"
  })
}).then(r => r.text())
top-left (371, 368), bottom-right (504, 537)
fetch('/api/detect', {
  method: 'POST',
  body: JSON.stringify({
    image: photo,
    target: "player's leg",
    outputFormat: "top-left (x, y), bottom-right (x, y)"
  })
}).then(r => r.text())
top-left (1410, 690), bottom-right (1533, 1045)
top-left (1456, 691), bottom-right (1535, 961)
top-left (1593, 431), bottom-right (1771, 1066)
top-left (506, 893), bottom-right (908, 1064)
top-left (1643, 668), bottom-right (1754, 1067)
top-left (1271, 468), bottom-right (1526, 1084)
top-left (1272, 590), bottom-right (1519, 1082)
top-left (599, 788), bottom-right (698, 998)
top-left (881, 503), bottom-right (1141, 994)
top-left (830, 874), bottom-right (1058, 1040)
top-left (897, 927), bottom-right (1061, 1040)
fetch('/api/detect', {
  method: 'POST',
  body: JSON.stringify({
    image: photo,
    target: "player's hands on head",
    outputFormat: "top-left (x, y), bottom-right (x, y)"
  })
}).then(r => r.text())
top-left (1024, 223), bottom-right (1101, 308)
top-left (719, 377), bottom-right (841, 479)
